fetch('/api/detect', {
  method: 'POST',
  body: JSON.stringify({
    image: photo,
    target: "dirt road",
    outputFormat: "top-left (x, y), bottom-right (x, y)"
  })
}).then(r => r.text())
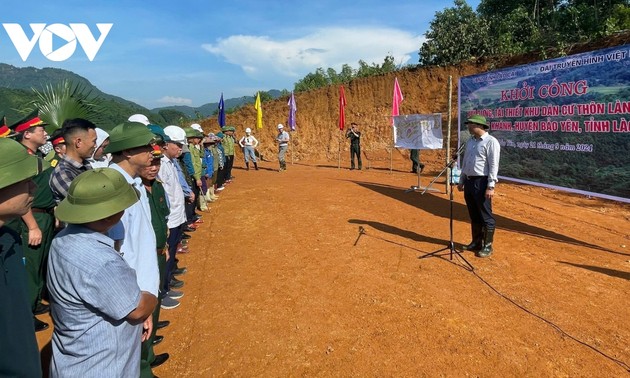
top-left (38, 157), bottom-right (630, 377)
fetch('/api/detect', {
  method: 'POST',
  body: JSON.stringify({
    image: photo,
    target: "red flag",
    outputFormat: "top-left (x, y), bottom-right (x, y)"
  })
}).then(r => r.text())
top-left (392, 77), bottom-right (403, 126)
top-left (339, 86), bottom-right (347, 130)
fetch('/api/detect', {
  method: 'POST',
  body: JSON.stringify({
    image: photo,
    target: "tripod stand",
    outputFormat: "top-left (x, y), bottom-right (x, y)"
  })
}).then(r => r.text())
top-left (419, 146), bottom-right (474, 270)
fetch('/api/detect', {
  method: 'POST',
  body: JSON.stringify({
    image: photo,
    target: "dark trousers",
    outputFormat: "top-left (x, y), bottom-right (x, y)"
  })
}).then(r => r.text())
top-left (410, 149), bottom-right (421, 172)
top-left (350, 144), bottom-right (362, 169)
top-left (225, 155), bottom-right (234, 179)
top-left (216, 167), bottom-right (226, 188)
top-left (463, 176), bottom-right (495, 230)
top-left (185, 199), bottom-right (195, 224)
top-left (191, 179), bottom-right (201, 212)
top-left (163, 225), bottom-right (183, 293)
top-left (140, 253), bottom-right (165, 377)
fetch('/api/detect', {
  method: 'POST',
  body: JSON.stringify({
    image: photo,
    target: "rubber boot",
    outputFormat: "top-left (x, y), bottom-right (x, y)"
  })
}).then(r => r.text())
top-left (477, 228), bottom-right (495, 258)
top-left (246, 162), bottom-right (250, 171)
top-left (198, 192), bottom-right (208, 211)
top-left (282, 161), bottom-right (287, 171)
top-left (254, 162), bottom-right (258, 170)
top-left (462, 223), bottom-right (484, 252)
top-left (208, 186), bottom-right (219, 201)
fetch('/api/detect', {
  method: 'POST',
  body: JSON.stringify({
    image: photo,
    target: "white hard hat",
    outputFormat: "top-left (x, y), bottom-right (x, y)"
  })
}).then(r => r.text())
top-left (277, 124), bottom-right (284, 129)
top-left (128, 114), bottom-right (150, 126)
top-left (245, 127), bottom-right (252, 133)
top-left (190, 123), bottom-right (203, 132)
top-left (163, 125), bottom-right (187, 144)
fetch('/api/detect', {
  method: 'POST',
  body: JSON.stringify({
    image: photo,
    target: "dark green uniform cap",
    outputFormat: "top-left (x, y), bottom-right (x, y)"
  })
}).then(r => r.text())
top-left (465, 114), bottom-right (489, 129)
top-left (105, 121), bottom-right (157, 154)
top-left (184, 127), bottom-right (203, 138)
top-left (0, 138), bottom-right (46, 189)
top-left (55, 168), bottom-right (140, 224)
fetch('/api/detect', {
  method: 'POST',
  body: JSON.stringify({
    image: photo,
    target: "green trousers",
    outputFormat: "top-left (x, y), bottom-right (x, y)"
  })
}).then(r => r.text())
top-left (20, 212), bottom-right (54, 311)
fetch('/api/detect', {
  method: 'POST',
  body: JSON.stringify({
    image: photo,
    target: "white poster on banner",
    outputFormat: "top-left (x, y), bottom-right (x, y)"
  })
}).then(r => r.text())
top-left (393, 114), bottom-right (443, 149)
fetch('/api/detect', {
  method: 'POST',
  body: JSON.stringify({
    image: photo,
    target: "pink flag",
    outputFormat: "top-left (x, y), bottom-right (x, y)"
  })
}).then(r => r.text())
top-left (339, 86), bottom-right (347, 130)
top-left (391, 77), bottom-right (403, 126)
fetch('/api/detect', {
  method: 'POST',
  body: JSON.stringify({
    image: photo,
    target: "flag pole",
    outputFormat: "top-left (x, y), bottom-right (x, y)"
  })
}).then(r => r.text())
top-left (291, 132), bottom-right (294, 165)
top-left (446, 76), bottom-right (453, 194)
top-left (338, 130), bottom-right (341, 169)
top-left (390, 125), bottom-right (393, 173)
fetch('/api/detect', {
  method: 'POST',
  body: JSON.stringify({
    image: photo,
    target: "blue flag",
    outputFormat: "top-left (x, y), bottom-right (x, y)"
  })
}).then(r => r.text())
top-left (218, 93), bottom-right (226, 127)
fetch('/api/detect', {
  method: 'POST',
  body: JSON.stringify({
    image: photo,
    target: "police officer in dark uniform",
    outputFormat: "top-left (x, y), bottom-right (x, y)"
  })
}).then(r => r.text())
top-left (346, 122), bottom-right (362, 170)
top-left (7, 110), bottom-right (57, 330)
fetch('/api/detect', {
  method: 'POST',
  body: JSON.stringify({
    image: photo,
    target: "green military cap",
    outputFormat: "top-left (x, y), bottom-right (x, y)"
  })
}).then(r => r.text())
top-left (465, 114), bottom-right (489, 129)
top-left (0, 138), bottom-right (46, 189)
top-left (184, 127), bottom-right (203, 138)
top-left (55, 168), bottom-right (140, 224)
top-left (223, 126), bottom-right (235, 132)
top-left (105, 121), bottom-right (157, 154)
top-left (147, 124), bottom-right (171, 144)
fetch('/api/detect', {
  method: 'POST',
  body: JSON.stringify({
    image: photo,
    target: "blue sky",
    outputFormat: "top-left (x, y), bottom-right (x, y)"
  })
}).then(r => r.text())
top-left (0, 0), bottom-right (480, 109)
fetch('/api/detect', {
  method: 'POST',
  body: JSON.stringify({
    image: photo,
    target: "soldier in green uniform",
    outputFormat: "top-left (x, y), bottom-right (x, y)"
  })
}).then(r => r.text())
top-left (0, 137), bottom-right (45, 377)
top-left (45, 128), bottom-right (66, 166)
top-left (139, 125), bottom-right (172, 375)
top-left (8, 111), bottom-right (57, 331)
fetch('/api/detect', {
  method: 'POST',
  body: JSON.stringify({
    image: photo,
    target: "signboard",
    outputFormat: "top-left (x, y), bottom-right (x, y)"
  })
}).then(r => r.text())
top-left (393, 113), bottom-right (443, 149)
top-left (459, 45), bottom-right (630, 203)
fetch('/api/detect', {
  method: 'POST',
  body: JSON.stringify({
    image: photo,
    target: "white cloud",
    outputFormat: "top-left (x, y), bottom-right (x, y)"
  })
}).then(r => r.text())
top-left (202, 27), bottom-right (423, 80)
top-left (157, 96), bottom-right (193, 106)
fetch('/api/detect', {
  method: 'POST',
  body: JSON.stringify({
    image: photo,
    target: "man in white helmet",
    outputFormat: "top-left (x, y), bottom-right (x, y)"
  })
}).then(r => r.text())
top-left (238, 127), bottom-right (259, 170)
top-left (275, 124), bottom-right (290, 171)
top-left (128, 114), bottom-right (150, 126)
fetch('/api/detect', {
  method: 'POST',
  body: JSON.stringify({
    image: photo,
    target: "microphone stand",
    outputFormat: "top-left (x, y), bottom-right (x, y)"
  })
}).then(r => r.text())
top-left (419, 143), bottom-right (474, 271)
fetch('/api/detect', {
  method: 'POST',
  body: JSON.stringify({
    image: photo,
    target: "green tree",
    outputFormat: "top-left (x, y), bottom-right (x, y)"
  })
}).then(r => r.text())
top-left (419, 0), bottom-right (491, 66)
top-left (25, 79), bottom-right (105, 132)
top-left (339, 64), bottom-right (354, 83)
top-left (158, 109), bottom-right (189, 125)
top-left (294, 68), bottom-right (328, 92)
top-left (254, 91), bottom-right (273, 102)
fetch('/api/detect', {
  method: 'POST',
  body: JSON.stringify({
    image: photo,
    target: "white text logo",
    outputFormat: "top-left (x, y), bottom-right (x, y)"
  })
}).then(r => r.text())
top-left (2, 23), bottom-right (113, 62)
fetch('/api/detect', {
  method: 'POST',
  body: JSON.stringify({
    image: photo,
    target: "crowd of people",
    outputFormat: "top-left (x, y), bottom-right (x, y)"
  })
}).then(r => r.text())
top-left (0, 111), bottom-right (243, 377)
top-left (0, 108), bottom-right (499, 377)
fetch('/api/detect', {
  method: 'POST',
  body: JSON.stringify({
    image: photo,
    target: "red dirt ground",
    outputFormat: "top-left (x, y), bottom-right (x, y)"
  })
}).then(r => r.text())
top-left (37, 153), bottom-right (630, 377)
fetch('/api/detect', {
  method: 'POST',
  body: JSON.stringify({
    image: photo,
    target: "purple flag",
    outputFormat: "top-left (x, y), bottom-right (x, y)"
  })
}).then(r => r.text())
top-left (218, 93), bottom-right (226, 127)
top-left (287, 92), bottom-right (297, 131)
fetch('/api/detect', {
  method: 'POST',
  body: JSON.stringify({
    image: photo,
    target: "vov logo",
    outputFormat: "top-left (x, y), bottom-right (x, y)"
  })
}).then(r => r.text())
top-left (2, 23), bottom-right (113, 62)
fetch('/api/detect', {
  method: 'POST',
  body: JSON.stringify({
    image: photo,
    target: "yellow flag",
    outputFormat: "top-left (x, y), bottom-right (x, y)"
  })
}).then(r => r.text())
top-left (255, 92), bottom-right (263, 129)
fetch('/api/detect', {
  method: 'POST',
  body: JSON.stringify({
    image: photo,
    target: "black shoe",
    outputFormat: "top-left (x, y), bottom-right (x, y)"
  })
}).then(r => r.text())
top-left (181, 233), bottom-right (191, 240)
top-left (156, 320), bottom-right (170, 329)
top-left (173, 267), bottom-right (187, 276)
top-left (170, 278), bottom-right (184, 289)
top-left (34, 302), bottom-right (49, 315)
top-left (150, 353), bottom-right (170, 368)
top-left (34, 317), bottom-right (49, 332)
top-left (183, 226), bottom-right (196, 232)
top-left (152, 335), bottom-right (164, 346)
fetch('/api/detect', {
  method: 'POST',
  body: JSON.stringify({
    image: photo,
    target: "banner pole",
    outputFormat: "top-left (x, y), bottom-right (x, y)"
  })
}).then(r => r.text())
top-left (446, 75), bottom-right (453, 194)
